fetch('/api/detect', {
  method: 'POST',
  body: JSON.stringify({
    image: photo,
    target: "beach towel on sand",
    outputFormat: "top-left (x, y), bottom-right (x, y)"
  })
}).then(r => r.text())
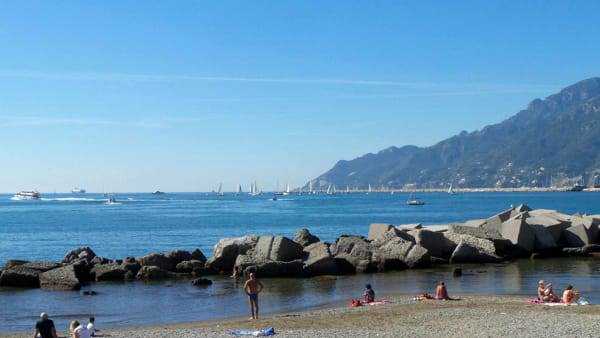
top-left (230, 327), bottom-right (275, 336)
top-left (526, 298), bottom-right (590, 306)
top-left (349, 299), bottom-right (389, 307)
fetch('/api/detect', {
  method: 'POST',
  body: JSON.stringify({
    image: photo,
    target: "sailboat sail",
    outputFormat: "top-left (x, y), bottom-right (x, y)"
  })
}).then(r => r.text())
top-left (217, 183), bottom-right (223, 196)
top-left (285, 183), bottom-right (291, 194)
top-left (309, 181), bottom-right (314, 194)
top-left (368, 184), bottom-right (372, 193)
top-left (326, 184), bottom-right (332, 195)
top-left (237, 184), bottom-right (242, 194)
top-left (448, 183), bottom-right (454, 194)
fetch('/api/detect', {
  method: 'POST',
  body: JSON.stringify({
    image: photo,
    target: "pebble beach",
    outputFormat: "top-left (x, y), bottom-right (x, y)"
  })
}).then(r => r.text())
top-left (3, 295), bottom-right (599, 338)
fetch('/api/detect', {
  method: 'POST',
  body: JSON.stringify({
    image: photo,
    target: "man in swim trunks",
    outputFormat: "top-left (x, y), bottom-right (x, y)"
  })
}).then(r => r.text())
top-left (243, 272), bottom-right (264, 320)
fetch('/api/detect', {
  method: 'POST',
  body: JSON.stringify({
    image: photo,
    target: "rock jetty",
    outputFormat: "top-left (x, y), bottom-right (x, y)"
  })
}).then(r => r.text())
top-left (1, 205), bottom-right (599, 291)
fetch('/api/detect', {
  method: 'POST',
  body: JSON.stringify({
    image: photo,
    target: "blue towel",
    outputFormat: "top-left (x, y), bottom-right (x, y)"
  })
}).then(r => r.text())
top-left (231, 327), bottom-right (275, 336)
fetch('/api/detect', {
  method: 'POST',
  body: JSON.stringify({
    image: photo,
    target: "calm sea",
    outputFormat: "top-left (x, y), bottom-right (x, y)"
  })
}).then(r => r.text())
top-left (1, 192), bottom-right (599, 332)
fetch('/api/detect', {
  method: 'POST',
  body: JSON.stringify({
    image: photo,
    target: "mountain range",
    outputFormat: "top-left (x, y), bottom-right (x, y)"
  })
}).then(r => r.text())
top-left (310, 77), bottom-right (600, 189)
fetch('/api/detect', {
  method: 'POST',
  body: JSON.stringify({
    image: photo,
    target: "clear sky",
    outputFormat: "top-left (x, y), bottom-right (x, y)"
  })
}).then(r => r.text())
top-left (1, 1), bottom-right (599, 192)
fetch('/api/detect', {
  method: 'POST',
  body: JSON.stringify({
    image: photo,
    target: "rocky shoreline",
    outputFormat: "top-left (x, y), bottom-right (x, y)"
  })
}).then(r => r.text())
top-left (1, 204), bottom-right (599, 290)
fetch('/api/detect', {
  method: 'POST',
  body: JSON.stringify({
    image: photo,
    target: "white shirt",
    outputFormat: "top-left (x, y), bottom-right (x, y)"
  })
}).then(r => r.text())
top-left (86, 323), bottom-right (95, 336)
top-left (74, 325), bottom-right (91, 338)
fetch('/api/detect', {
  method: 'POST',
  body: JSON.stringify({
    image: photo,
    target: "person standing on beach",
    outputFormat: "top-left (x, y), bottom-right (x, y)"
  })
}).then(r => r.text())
top-left (34, 312), bottom-right (58, 338)
top-left (243, 272), bottom-right (264, 320)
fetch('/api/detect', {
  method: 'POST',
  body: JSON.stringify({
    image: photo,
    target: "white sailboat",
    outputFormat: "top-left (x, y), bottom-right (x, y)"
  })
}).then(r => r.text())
top-left (309, 181), bottom-right (315, 194)
top-left (448, 183), bottom-right (455, 194)
top-left (248, 181), bottom-right (261, 196)
top-left (367, 184), bottom-right (372, 195)
top-left (216, 183), bottom-right (224, 196)
top-left (236, 184), bottom-right (243, 195)
top-left (326, 184), bottom-right (336, 195)
top-left (283, 183), bottom-right (291, 196)
top-left (346, 185), bottom-right (350, 194)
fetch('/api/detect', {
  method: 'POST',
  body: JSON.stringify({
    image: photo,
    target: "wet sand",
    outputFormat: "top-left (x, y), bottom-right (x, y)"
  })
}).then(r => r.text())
top-left (3, 295), bottom-right (600, 338)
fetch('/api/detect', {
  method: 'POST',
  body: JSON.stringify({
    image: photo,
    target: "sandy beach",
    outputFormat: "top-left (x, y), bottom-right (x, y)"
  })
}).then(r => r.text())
top-left (3, 295), bottom-right (599, 338)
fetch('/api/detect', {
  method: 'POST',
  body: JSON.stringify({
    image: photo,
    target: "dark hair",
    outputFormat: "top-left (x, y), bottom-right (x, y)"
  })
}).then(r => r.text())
top-left (440, 282), bottom-right (445, 286)
top-left (366, 284), bottom-right (372, 289)
top-left (566, 285), bottom-right (573, 290)
top-left (89, 317), bottom-right (95, 322)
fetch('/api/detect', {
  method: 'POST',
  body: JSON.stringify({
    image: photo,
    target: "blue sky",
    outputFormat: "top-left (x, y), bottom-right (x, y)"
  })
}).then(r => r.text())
top-left (0, 1), bottom-right (599, 192)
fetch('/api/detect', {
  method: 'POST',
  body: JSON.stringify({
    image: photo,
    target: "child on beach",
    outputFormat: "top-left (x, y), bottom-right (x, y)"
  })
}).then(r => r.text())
top-left (537, 280), bottom-right (559, 302)
top-left (364, 284), bottom-right (375, 303)
top-left (243, 272), bottom-right (264, 320)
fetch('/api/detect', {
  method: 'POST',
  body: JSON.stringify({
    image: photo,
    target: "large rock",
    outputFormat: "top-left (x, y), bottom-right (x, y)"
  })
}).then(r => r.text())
top-left (3, 260), bottom-right (29, 269)
top-left (244, 260), bottom-right (304, 277)
top-left (190, 249), bottom-right (207, 264)
top-left (563, 224), bottom-right (593, 247)
top-left (529, 224), bottom-right (558, 252)
top-left (368, 224), bottom-right (394, 241)
top-left (91, 263), bottom-right (128, 281)
top-left (137, 253), bottom-right (176, 271)
top-left (331, 236), bottom-right (376, 273)
top-left (293, 229), bottom-right (320, 247)
top-left (21, 261), bottom-right (62, 272)
top-left (303, 242), bottom-right (339, 276)
top-left (485, 204), bottom-right (531, 228)
top-left (404, 244), bottom-right (431, 268)
top-left (175, 260), bottom-right (206, 273)
top-left (121, 257), bottom-right (142, 276)
top-left (206, 236), bottom-right (259, 272)
top-left (373, 237), bottom-right (412, 271)
top-left (524, 215), bottom-right (570, 242)
top-left (136, 266), bottom-right (174, 280)
top-left (39, 265), bottom-right (81, 290)
top-left (499, 217), bottom-right (536, 252)
top-left (63, 247), bottom-right (96, 264)
top-left (411, 229), bottom-right (456, 258)
top-left (166, 250), bottom-right (193, 266)
top-left (449, 234), bottom-right (502, 263)
top-left (0, 268), bottom-right (40, 288)
top-left (253, 236), bottom-right (304, 262)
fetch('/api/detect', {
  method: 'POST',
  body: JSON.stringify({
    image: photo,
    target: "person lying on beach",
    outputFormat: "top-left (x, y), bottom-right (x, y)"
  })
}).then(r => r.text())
top-left (243, 272), bottom-right (264, 320)
top-left (34, 312), bottom-right (58, 338)
top-left (434, 282), bottom-right (450, 300)
top-left (537, 280), bottom-right (559, 302)
top-left (363, 284), bottom-right (375, 303)
top-left (562, 285), bottom-right (580, 304)
top-left (69, 320), bottom-right (91, 338)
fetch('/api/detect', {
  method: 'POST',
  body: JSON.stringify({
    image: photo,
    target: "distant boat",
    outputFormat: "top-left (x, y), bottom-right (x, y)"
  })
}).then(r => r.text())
top-left (152, 190), bottom-right (166, 195)
top-left (326, 184), bottom-right (336, 195)
top-left (71, 187), bottom-right (86, 194)
top-left (236, 184), bottom-right (243, 195)
top-left (346, 185), bottom-right (350, 194)
top-left (309, 181), bottom-right (315, 194)
top-left (13, 191), bottom-right (41, 200)
top-left (283, 183), bottom-right (291, 196)
top-left (271, 195), bottom-right (278, 201)
top-left (249, 181), bottom-right (261, 196)
top-left (448, 183), bottom-right (455, 194)
top-left (407, 193), bottom-right (425, 206)
top-left (106, 195), bottom-right (117, 204)
top-left (216, 183), bottom-right (224, 196)
top-left (367, 184), bottom-right (372, 195)
top-left (570, 184), bottom-right (585, 192)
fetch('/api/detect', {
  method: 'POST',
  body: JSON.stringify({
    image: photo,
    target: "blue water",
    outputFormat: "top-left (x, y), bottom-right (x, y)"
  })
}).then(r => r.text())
top-left (2, 192), bottom-right (600, 332)
top-left (1, 192), bottom-right (599, 264)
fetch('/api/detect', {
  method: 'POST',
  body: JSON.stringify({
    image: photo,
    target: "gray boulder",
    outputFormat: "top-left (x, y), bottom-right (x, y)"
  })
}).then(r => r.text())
top-left (175, 260), bottom-right (206, 273)
top-left (137, 253), bottom-right (175, 271)
top-left (121, 258), bottom-right (142, 276)
top-left (190, 249), bottom-right (207, 264)
top-left (368, 223), bottom-right (394, 240)
top-left (0, 268), bottom-right (40, 288)
top-left (244, 260), bottom-right (304, 277)
top-left (524, 215), bottom-right (570, 242)
top-left (136, 266), bottom-right (174, 280)
top-left (39, 265), bottom-right (81, 290)
top-left (293, 229), bottom-right (320, 247)
top-left (167, 250), bottom-right (193, 266)
top-left (303, 242), bottom-right (339, 276)
top-left (63, 247), bottom-right (96, 264)
top-left (253, 236), bottom-right (304, 262)
top-left (3, 260), bottom-right (29, 269)
top-left (91, 263), bottom-right (128, 281)
top-left (500, 217), bottom-right (536, 252)
top-left (485, 204), bottom-right (531, 228)
top-left (404, 244), bottom-right (431, 268)
top-left (206, 236), bottom-right (259, 272)
top-left (331, 236), bottom-right (376, 273)
top-left (373, 237), bottom-right (415, 271)
top-left (396, 223), bottom-right (423, 231)
top-left (529, 224), bottom-right (558, 251)
top-left (563, 224), bottom-right (592, 247)
top-left (411, 229), bottom-right (456, 258)
top-left (21, 261), bottom-right (62, 272)
top-left (450, 240), bottom-right (502, 263)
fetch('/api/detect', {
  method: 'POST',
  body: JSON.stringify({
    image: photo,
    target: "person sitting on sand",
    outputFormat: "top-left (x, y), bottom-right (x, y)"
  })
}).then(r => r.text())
top-left (86, 317), bottom-right (97, 336)
top-left (434, 282), bottom-right (450, 300)
top-left (243, 272), bottom-right (264, 320)
top-left (34, 312), bottom-right (58, 338)
top-left (69, 320), bottom-right (91, 338)
top-left (537, 280), bottom-right (558, 302)
top-left (364, 284), bottom-right (375, 303)
top-left (562, 285), bottom-right (579, 304)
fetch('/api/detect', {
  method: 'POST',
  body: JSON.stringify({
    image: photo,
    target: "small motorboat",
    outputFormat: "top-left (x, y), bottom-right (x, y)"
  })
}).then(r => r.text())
top-left (406, 193), bottom-right (425, 206)
top-left (152, 190), bottom-right (165, 195)
top-left (13, 191), bottom-right (41, 200)
top-left (71, 187), bottom-right (86, 194)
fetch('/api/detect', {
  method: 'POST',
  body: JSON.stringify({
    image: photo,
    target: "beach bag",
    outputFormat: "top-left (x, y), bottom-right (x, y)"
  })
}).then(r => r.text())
top-left (350, 299), bottom-right (363, 307)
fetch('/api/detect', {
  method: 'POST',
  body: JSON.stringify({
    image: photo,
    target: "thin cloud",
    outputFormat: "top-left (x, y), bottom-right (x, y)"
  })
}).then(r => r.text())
top-left (0, 70), bottom-right (558, 90)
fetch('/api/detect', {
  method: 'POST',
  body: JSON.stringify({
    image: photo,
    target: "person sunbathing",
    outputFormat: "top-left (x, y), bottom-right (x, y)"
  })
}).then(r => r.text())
top-left (434, 282), bottom-right (450, 300)
top-left (363, 284), bottom-right (375, 303)
top-left (537, 280), bottom-right (559, 302)
top-left (562, 285), bottom-right (579, 304)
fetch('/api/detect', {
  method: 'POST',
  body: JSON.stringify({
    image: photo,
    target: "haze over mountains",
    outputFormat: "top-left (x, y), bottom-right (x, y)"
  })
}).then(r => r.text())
top-left (310, 77), bottom-right (600, 189)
